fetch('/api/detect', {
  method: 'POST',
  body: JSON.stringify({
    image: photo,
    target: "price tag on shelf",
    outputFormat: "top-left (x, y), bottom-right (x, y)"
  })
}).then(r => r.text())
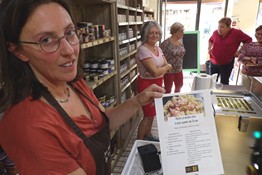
top-left (93, 41), bottom-right (98, 46)
top-left (98, 39), bottom-right (103, 44)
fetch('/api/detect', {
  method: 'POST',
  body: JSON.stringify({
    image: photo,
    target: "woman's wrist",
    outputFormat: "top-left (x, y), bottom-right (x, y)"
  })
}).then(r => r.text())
top-left (165, 64), bottom-right (172, 70)
top-left (133, 94), bottom-right (142, 108)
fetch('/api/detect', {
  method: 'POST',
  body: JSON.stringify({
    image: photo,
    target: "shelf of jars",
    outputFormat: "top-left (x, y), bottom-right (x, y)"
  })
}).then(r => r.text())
top-left (120, 75), bottom-right (138, 103)
top-left (118, 22), bottom-right (129, 26)
top-left (120, 49), bottom-right (137, 61)
top-left (80, 36), bottom-right (115, 49)
top-left (129, 6), bottom-right (143, 13)
top-left (118, 21), bottom-right (143, 26)
top-left (120, 69), bottom-right (129, 79)
top-left (118, 36), bottom-right (139, 44)
top-left (116, 3), bottom-right (129, 10)
top-left (117, 4), bottom-right (142, 13)
top-left (118, 35), bottom-right (137, 44)
top-left (119, 55), bottom-right (137, 74)
top-left (119, 62), bottom-right (136, 75)
top-left (84, 70), bottom-right (117, 90)
top-left (114, 0), bottom-right (143, 151)
top-left (120, 76), bottom-right (130, 93)
top-left (143, 7), bottom-right (154, 22)
top-left (129, 21), bottom-right (143, 25)
top-left (120, 73), bottom-right (138, 93)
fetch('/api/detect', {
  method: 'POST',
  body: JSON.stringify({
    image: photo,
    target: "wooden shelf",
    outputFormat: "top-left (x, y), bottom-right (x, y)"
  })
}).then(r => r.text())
top-left (137, 9), bottom-right (143, 13)
top-left (128, 6), bottom-right (137, 11)
top-left (120, 74), bottom-right (138, 93)
top-left (143, 7), bottom-right (154, 13)
top-left (144, 19), bottom-right (154, 22)
top-left (130, 74), bottom-right (138, 83)
top-left (119, 39), bottom-right (130, 45)
top-left (85, 70), bottom-right (117, 90)
top-left (143, 6), bottom-right (155, 22)
top-left (81, 37), bottom-right (115, 49)
top-left (121, 82), bottom-right (130, 93)
top-left (120, 22), bottom-right (143, 26)
top-left (129, 37), bottom-right (136, 42)
top-left (119, 22), bottom-right (129, 26)
top-left (120, 64), bottom-right (137, 79)
top-left (120, 69), bottom-right (130, 79)
top-left (130, 63), bottom-right (137, 71)
top-left (120, 49), bottom-right (137, 61)
top-left (117, 4), bottom-right (129, 9)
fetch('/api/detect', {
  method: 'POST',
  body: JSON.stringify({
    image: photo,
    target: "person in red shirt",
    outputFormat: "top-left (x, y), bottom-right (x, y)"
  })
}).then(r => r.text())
top-left (208, 17), bottom-right (252, 84)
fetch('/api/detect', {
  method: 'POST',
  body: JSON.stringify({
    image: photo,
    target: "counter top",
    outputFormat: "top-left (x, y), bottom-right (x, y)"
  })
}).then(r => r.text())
top-left (215, 115), bottom-right (262, 175)
top-left (124, 116), bottom-right (262, 175)
top-left (221, 85), bottom-right (247, 91)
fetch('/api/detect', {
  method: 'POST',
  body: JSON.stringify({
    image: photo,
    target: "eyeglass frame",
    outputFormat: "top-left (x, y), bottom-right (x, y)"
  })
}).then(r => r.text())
top-left (18, 27), bottom-right (80, 53)
top-left (148, 31), bottom-right (160, 36)
top-left (255, 32), bottom-right (262, 36)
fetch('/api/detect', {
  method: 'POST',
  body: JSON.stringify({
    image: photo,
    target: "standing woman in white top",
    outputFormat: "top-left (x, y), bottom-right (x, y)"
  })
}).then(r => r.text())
top-left (136, 21), bottom-right (172, 141)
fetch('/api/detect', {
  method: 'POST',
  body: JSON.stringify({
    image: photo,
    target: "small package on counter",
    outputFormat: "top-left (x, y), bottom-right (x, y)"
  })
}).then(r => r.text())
top-left (137, 144), bottom-right (161, 173)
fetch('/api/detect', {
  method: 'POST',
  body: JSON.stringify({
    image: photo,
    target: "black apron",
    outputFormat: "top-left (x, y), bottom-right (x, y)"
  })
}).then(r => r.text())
top-left (42, 84), bottom-right (111, 175)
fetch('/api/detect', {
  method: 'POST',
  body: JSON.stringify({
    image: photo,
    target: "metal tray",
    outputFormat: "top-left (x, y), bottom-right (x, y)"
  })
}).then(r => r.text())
top-left (211, 90), bottom-right (262, 117)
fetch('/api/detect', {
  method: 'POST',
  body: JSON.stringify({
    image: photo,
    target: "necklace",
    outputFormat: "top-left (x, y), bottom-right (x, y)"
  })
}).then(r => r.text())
top-left (56, 86), bottom-right (70, 103)
top-left (145, 43), bottom-right (156, 52)
top-left (152, 47), bottom-right (156, 51)
top-left (170, 36), bottom-right (178, 43)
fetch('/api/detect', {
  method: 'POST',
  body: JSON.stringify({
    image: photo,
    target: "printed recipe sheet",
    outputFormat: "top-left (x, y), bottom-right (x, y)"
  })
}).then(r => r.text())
top-left (155, 90), bottom-right (224, 175)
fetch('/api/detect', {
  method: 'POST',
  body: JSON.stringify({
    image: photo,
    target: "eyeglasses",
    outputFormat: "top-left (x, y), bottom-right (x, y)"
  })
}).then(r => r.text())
top-left (19, 28), bottom-right (80, 53)
top-left (256, 33), bottom-right (262, 36)
top-left (148, 32), bottom-right (160, 36)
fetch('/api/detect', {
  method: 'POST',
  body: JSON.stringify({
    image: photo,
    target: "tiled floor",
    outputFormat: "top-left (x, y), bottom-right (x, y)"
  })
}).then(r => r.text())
top-left (111, 74), bottom-right (195, 174)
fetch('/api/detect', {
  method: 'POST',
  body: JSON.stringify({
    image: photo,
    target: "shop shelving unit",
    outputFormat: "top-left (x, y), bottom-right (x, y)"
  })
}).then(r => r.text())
top-left (70, 0), bottom-right (154, 170)
top-left (72, 0), bottom-right (119, 148)
top-left (143, 6), bottom-right (155, 22)
top-left (71, 0), bottom-right (143, 170)
top-left (115, 0), bottom-right (144, 152)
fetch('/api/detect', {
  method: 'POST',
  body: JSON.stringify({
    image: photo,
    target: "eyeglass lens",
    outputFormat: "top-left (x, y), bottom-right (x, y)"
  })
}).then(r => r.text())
top-left (40, 29), bottom-right (79, 53)
top-left (149, 32), bottom-right (160, 36)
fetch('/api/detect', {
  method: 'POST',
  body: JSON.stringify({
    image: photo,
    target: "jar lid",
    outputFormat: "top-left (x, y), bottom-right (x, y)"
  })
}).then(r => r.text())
top-left (86, 22), bottom-right (93, 26)
top-left (99, 59), bottom-right (108, 64)
top-left (77, 22), bottom-right (88, 28)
